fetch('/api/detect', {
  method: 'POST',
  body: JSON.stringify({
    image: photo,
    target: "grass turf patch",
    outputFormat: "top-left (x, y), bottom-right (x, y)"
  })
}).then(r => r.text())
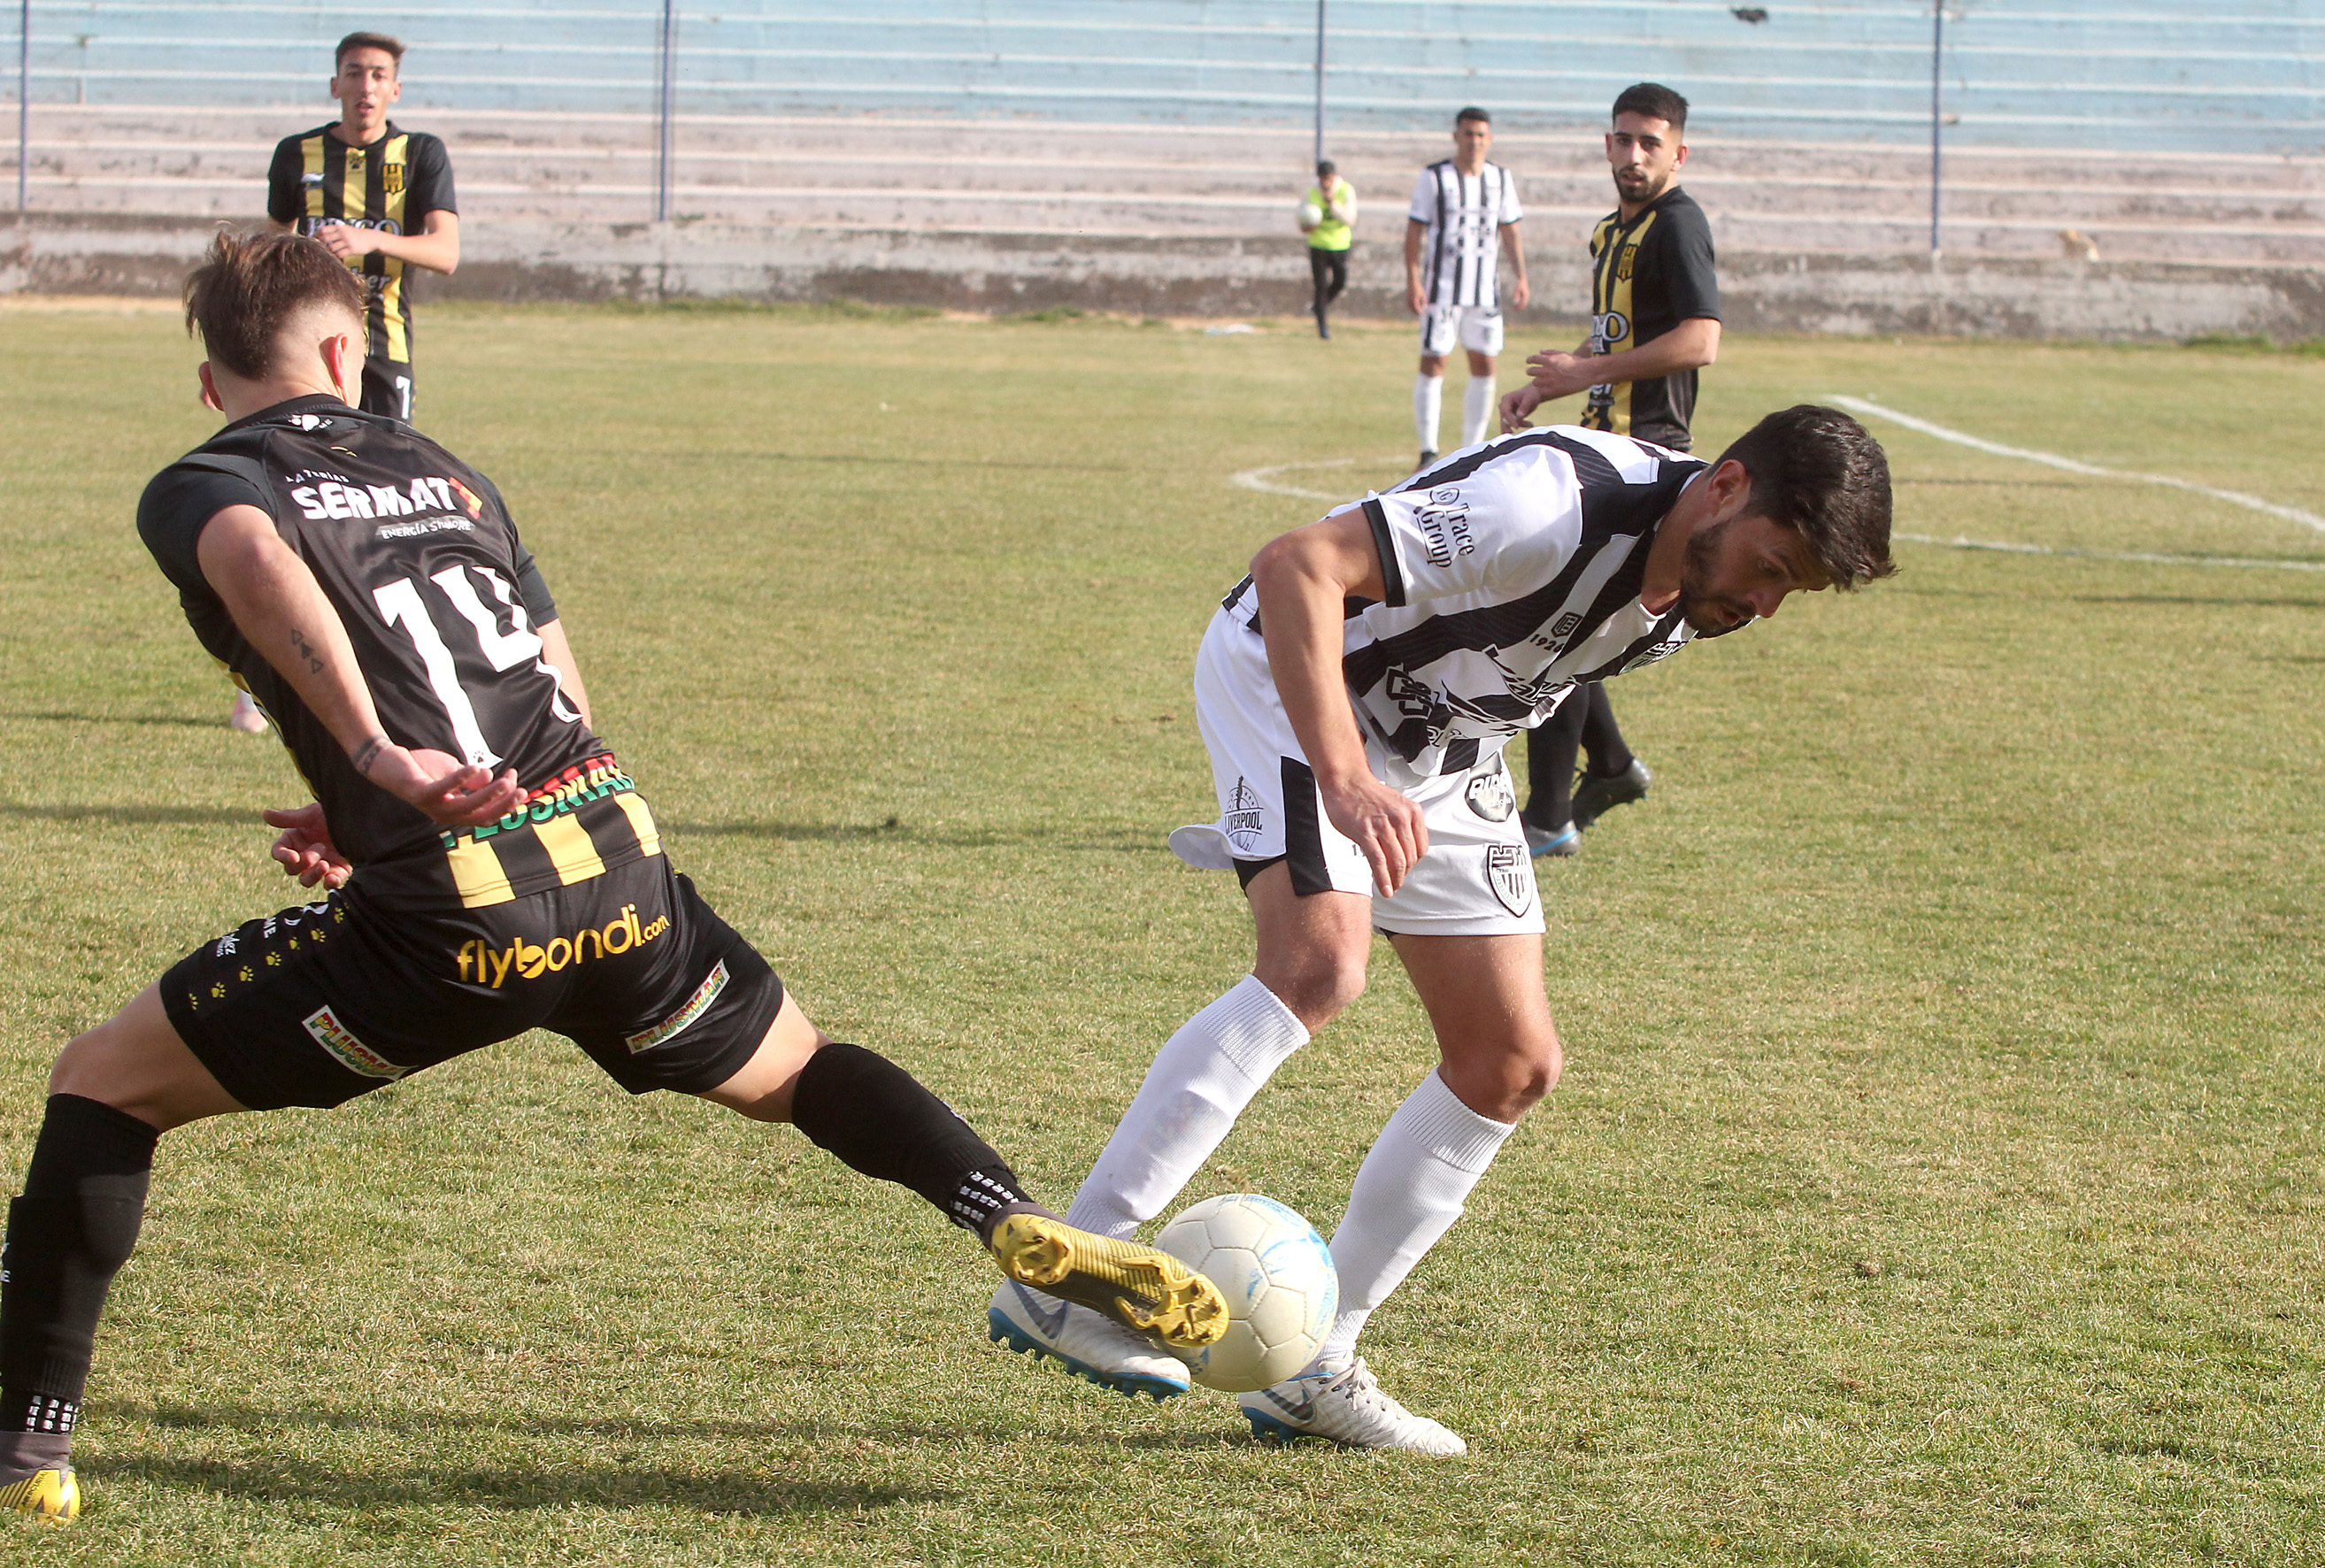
top-left (0, 305), bottom-right (2321, 1565)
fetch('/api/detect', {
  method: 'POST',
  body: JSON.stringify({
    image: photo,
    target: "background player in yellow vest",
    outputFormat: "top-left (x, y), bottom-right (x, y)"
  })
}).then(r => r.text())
top-left (1497, 83), bottom-right (1720, 857)
top-left (237, 32), bottom-right (463, 734)
top-left (1300, 160), bottom-right (1356, 341)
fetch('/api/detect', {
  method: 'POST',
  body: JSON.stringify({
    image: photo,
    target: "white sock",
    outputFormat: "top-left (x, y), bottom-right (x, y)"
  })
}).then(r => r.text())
top-left (1413, 374), bottom-right (1444, 453)
top-left (1305, 1070), bottom-right (1516, 1373)
top-left (1462, 376), bottom-right (1497, 449)
top-left (1063, 974), bottom-right (1311, 1241)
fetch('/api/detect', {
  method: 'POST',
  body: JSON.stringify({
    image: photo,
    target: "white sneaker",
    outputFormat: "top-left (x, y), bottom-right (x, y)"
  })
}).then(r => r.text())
top-left (987, 1279), bottom-right (1192, 1401)
top-left (1238, 1358), bottom-right (1467, 1455)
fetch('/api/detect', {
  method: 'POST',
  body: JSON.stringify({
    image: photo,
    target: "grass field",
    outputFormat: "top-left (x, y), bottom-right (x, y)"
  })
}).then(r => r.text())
top-left (1, 301), bottom-right (2321, 1566)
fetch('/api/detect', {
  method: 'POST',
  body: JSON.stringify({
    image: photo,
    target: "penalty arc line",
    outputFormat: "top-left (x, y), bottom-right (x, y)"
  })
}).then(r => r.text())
top-left (1825, 393), bottom-right (2325, 535)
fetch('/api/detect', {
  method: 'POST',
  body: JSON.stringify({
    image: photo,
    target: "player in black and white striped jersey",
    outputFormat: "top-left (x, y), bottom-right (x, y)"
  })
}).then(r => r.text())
top-left (1009, 410), bottom-right (1894, 1451)
top-left (1404, 107), bottom-right (1528, 470)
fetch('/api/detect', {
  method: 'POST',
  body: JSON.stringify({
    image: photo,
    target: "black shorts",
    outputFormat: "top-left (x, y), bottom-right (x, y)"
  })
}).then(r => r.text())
top-left (160, 855), bottom-right (782, 1111)
top-left (360, 358), bottom-right (415, 423)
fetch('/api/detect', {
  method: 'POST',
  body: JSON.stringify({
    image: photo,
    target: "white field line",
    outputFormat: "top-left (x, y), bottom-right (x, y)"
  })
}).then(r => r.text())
top-left (1894, 533), bottom-right (2325, 573)
top-left (1229, 449), bottom-right (2325, 574)
top-left (1826, 394), bottom-right (2325, 535)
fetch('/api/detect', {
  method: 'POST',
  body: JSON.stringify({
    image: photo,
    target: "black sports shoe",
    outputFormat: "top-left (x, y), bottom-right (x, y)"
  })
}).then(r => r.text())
top-left (1571, 758), bottom-right (1651, 831)
top-left (1414, 450), bottom-right (1438, 473)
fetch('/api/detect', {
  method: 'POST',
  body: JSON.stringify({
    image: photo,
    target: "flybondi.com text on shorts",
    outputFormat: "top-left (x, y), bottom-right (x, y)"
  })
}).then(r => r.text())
top-left (453, 904), bottom-right (672, 988)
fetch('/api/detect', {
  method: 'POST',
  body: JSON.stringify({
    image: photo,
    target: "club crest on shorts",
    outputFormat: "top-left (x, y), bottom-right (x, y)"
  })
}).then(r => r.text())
top-left (1464, 761), bottom-right (1515, 822)
top-left (1484, 844), bottom-right (1535, 917)
top-left (1224, 776), bottom-right (1265, 853)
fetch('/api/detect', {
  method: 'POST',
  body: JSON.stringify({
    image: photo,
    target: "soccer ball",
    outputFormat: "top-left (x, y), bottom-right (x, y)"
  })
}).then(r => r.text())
top-left (1297, 199), bottom-right (1324, 231)
top-left (1155, 1194), bottom-right (1337, 1393)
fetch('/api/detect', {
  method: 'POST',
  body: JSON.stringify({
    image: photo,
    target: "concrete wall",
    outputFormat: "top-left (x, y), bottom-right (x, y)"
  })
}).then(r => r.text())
top-left (12, 209), bottom-right (2321, 341)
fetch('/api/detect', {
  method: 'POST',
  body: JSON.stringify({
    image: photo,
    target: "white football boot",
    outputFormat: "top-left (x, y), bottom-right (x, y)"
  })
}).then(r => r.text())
top-left (987, 1279), bottom-right (1192, 1401)
top-left (1238, 1358), bottom-right (1467, 1456)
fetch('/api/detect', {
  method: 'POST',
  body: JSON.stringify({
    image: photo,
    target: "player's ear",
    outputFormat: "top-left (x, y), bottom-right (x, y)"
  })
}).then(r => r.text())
top-left (197, 361), bottom-right (224, 414)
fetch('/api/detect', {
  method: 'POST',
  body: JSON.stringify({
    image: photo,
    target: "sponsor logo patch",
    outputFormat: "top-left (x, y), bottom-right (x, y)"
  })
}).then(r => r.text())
top-left (1465, 760), bottom-right (1515, 822)
top-left (456, 903), bottom-right (668, 988)
top-left (1621, 636), bottom-right (1689, 674)
top-left (303, 1006), bottom-right (408, 1080)
top-left (1224, 776), bottom-right (1265, 852)
top-left (383, 161), bottom-right (404, 195)
top-left (627, 960), bottom-right (729, 1054)
top-left (1484, 843), bottom-right (1535, 917)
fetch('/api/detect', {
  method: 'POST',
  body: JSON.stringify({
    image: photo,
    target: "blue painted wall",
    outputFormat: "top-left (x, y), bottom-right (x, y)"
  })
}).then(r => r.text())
top-left (12, 1), bottom-right (2322, 154)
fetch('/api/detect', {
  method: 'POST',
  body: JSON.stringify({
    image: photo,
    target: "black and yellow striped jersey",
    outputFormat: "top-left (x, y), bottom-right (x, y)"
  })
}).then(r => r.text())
top-left (1579, 187), bottom-right (1720, 451)
top-left (136, 396), bottom-right (658, 911)
top-left (266, 124), bottom-right (458, 368)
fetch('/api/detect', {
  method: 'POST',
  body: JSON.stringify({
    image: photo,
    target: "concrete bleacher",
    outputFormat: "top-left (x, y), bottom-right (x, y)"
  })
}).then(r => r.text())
top-left (7, 0), bottom-right (2322, 334)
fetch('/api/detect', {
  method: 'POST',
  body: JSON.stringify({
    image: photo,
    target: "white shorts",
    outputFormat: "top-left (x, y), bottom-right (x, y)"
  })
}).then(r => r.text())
top-left (1167, 611), bottom-right (1543, 937)
top-left (1420, 304), bottom-right (1504, 359)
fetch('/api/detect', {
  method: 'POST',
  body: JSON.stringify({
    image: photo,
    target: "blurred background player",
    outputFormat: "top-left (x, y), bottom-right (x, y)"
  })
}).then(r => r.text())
top-left (1300, 159), bottom-right (1355, 340)
top-left (1405, 106), bottom-right (1528, 470)
top-left (1499, 82), bottom-right (1721, 857)
top-left (233, 31), bottom-right (462, 735)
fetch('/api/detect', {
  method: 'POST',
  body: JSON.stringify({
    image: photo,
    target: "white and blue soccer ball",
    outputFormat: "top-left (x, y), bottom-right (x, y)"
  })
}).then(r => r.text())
top-left (1156, 1194), bottom-right (1337, 1393)
top-left (1297, 199), bottom-right (1324, 231)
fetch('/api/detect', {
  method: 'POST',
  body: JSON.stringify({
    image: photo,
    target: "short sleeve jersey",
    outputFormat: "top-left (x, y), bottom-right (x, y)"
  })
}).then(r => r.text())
top-left (1220, 427), bottom-right (1706, 788)
top-left (266, 124), bottom-right (457, 367)
top-left (137, 396), bottom-right (656, 910)
top-left (1580, 187), bottom-right (1720, 450)
top-left (1407, 161), bottom-right (1523, 309)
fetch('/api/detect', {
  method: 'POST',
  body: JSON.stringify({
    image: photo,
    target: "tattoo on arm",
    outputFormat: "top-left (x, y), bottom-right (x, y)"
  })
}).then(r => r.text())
top-left (288, 626), bottom-right (325, 674)
top-left (350, 734), bottom-right (388, 775)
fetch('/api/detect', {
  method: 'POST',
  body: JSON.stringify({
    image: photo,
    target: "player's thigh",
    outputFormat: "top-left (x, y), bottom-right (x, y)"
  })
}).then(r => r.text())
top-left (1243, 862), bottom-right (1374, 1029)
top-left (50, 983), bottom-right (249, 1133)
top-left (159, 888), bottom-right (557, 1111)
top-left (1389, 927), bottom-right (1560, 1107)
top-left (550, 857), bottom-right (785, 1101)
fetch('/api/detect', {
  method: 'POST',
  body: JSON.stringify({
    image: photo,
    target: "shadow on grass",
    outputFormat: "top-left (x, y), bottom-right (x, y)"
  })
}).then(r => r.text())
top-left (0, 802), bottom-right (255, 827)
top-left (1, 709), bottom-right (221, 729)
top-left (671, 450), bottom-right (1143, 474)
top-left (2067, 593), bottom-right (2325, 610)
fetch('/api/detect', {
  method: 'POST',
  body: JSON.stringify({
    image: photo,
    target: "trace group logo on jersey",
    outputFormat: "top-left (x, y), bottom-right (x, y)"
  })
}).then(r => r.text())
top-left (1484, 844), bottom-right (1535, 918)
top-left (1413, 488), bottom-right (1476, 569)
top-left (454, 903), bottom-right (670, 988)
top-left (1225, 776), bottom-right (1266, 852)
top-left (303, 1006), bottom-right (409, 1080)
top-left (627, 960), bottom-right (729, 1055)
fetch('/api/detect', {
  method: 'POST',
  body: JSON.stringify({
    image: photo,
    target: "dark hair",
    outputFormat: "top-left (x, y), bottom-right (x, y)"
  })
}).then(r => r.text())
top-left (1612, 81), bottom-right (1688, 133)
top-left (1316, 159), bottom-right (1336, 178)
top-left (184, 230), bottom-right (367, 381)
top-left (335, 31), bottom-right (404, 70)
top-left (1715, 404), bottom-right (1896, 588)
top-left (1454, 105), bottom-right (1490, 127)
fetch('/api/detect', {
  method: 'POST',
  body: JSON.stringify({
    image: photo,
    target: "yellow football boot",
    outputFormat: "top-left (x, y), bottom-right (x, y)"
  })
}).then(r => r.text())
top-left (989, 1213), bottom-right (1227, 1350)
top-left (0, 1466), bottom-right (79, 1523)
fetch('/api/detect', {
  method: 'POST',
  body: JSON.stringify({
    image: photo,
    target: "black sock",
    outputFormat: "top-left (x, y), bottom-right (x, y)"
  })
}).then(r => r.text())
top-left (1578, 683), bottom-right (1635, 777)
top-left (788, 1043), bottom-right (1038, 1239)
top-left (1523, 696), bottom-right (1586, 829)
top-left (0, 1095), bottom-right (159, 1437)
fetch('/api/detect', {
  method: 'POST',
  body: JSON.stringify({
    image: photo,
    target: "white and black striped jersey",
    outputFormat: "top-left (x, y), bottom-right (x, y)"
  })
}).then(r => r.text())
top-left (1408, 160), bottom-right (1524, 309)
top-left (1222, 428), bottom-right (1705, 788)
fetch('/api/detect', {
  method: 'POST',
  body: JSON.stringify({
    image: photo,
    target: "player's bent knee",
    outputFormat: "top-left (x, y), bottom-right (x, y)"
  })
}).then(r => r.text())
top-left (48, 988), bottom-right (245, 1134)
top-left (698, 990), bottom-right (830, 1124)
top-left (1254, 948), bottom-right (1368, 1030)
top-left (1439, 1032), bottom-right (1562, 1122)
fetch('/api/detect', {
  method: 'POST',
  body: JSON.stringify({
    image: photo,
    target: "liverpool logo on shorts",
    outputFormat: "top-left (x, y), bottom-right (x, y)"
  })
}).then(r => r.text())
top-left (1224, 776), bottom-right (1265, 853)
top-left (1484, 844), bottom-right (1534, 917)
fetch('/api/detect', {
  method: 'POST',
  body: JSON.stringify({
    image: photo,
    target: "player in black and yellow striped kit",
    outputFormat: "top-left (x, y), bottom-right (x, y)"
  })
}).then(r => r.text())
top-left (0, 234), bottom-right (1226, 1522)
top-left (266, 31), bottom-right (459, 427)
top-left (1498, 82), bottom-right (1721, 857)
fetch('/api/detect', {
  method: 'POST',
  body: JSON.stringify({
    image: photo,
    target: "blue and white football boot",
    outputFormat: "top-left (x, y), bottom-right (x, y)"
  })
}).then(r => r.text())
top-left (1239, 1358), bottom-right (1467, 1456)
top-left (987, 1280), bottom-right (1193, 1401)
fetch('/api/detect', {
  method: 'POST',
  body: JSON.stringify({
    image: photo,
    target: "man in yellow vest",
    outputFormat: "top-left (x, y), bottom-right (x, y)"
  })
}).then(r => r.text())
top-left (1300, 160), bottom-right (1356, 341)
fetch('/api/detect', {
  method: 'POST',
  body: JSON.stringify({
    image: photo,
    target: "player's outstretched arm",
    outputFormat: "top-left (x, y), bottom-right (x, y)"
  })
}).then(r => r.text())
top-left (1250, 511), bottom-right (1428, 895)
top-left (195, 504), bottom-right (520, 826)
